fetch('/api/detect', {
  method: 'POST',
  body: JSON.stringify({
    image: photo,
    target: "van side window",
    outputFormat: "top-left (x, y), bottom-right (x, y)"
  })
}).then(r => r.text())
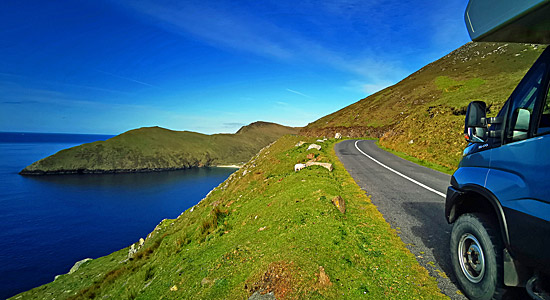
top-left (537, 84), bottom-right (550, 134)
top-left (505, 63), bottom-right (546, 143)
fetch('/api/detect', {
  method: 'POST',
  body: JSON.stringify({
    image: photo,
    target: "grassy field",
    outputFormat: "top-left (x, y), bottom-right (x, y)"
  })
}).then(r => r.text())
top-left (20, 122), bottom-right (298, 174)
top-left (302, 42), bottom-right (546, 170)
top-left (13, 136), bottom-right (446, 299)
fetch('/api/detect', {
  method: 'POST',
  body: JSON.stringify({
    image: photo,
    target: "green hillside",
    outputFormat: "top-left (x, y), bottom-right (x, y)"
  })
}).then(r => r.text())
top-left (302, 42), bottom-right (546, 170)
top-left (12, 136), bottom-right (445, 300)
top-left (20, 122), bottom-right (298, 175)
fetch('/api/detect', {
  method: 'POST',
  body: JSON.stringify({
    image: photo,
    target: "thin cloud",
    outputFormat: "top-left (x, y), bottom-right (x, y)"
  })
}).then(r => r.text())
top-left (0, 86), bottom-right (152, 112)
top-left (223, 122), bottom-right (245, 127)
top-left (120, 0), bottom-right (405, 80)
top-left (115, 1), bottom-right (462, 95)
top-left (0, 73), bottom-right (132, 96)
top-left (125, 1), bottom-right (293, 60)
top-left (96, 70), bottom-right (155, 87)
top-left (286, 89), bottom-right (313, 99)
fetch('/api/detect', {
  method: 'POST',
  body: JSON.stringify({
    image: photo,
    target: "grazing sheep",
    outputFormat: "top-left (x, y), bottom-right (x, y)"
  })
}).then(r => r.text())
top-left (294, 163), bottom-right (306, 172)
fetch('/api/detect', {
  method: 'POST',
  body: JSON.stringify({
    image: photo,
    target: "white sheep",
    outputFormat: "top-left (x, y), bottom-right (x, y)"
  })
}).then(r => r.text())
top-left (294, 163), bottom-right (306, 172)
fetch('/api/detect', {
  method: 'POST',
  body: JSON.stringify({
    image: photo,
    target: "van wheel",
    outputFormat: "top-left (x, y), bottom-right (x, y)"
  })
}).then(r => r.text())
top-left (450, 213), bottom-right (505, 300)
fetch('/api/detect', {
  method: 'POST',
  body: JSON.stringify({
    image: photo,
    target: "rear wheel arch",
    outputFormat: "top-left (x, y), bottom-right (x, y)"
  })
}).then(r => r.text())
top-left (449, 186), bottom-right (510, 248)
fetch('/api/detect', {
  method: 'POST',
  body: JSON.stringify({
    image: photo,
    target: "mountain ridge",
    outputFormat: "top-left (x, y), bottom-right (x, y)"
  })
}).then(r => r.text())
top-left (301, 42), bottom-right (546, 169)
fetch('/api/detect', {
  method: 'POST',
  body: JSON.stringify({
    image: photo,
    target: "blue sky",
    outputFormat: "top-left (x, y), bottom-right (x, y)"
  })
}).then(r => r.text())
top-left (0, 0), bottom-right (470, 135)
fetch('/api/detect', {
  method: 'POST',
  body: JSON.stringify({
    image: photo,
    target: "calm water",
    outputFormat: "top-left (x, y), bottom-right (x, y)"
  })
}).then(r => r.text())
top-left (0, 132), bottom-right (236, 298)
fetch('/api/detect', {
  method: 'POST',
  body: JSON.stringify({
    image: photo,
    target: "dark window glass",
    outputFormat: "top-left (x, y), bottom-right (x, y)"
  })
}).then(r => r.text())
top-left (506, 63), bottom-right (546, 143)
top-left (537, 83), bottom-right (550, 134)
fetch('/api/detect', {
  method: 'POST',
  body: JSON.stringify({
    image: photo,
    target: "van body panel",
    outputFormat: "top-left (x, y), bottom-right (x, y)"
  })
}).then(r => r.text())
top-left (504, 207), bottom-right (550, 274)
top-left (486, 134), bottom-right (550, 271)
top-left (487, 135), bottom-right (550, 220)
top-left (450, 166), bottom-right (489, 190)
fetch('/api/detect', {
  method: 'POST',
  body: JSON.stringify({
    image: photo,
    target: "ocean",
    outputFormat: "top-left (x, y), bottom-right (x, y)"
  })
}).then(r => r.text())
top-left (0, 132), bottom-right (237, 299)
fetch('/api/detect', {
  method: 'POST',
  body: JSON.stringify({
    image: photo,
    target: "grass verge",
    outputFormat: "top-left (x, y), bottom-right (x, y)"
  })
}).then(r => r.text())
top-left (13, 135), bottom-right (447, 299)
top-left (375, 141), bottom-right (456, 175)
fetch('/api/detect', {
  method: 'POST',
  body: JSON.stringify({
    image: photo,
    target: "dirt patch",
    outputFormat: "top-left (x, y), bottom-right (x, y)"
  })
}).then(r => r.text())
top-left (245, 261), bottom-right (295, 299)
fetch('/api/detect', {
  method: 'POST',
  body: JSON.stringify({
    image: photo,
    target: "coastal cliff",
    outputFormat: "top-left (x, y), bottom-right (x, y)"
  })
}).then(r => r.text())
top-left (20, 122), bottom-right (299, 175)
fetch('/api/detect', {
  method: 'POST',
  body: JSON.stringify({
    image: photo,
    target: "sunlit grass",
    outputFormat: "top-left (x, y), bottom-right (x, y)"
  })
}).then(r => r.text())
top-left (13, 136), bottom-right (446, 299)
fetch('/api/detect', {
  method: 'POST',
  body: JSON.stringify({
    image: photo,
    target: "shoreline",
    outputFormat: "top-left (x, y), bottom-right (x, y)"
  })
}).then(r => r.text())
top-left (19, 164), bottom-right (242, 176)
top-left (215, 164), bottom-right (242, 168)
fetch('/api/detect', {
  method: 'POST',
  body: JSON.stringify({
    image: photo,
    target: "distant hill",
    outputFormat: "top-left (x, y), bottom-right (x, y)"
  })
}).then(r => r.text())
top-left (20, 122), bottom-right (299, 175)
top-left (301, 42), bottom-right (546, 169)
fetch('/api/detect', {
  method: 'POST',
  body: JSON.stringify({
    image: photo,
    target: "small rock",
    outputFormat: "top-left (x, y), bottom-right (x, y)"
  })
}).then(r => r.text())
top-left (128, 244), bottom-right (137, 259)
top-left (139, 238), bottom-right (145, 247)
top-left (295, 141), bottom-right (306, 147)
top-left (408, 139), bottom-right (414, 144)
top-left (335, 133), bottom-right (342, 139)
top-left (249, 291), bottom-right (276, 300)
top-left (316, 139), bottom-right (325, 143)
top-left (307, 144), bottom-right (322, 151)
top-left (331, 196), bottom-right (346, 214)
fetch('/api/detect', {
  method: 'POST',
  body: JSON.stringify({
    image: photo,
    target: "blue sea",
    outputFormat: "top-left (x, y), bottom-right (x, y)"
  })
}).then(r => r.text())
top-left (0, 132), bottom-right (237, 299)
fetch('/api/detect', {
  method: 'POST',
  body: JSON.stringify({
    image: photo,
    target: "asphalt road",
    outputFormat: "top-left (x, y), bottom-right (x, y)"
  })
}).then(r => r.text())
top-left (335, 139), bottom-right (465, 299)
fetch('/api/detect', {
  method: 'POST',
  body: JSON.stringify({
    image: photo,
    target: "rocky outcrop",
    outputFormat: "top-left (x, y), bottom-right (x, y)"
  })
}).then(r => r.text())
top-left (331, 196), bottom-right (346, 214)
top-left (294, 161), bottom-right (333, 172)
top-left (127, 238), bottom-right (145, 260)
top-left (307, 144), bottom-right (322, 151)
top-left (54, 258), bottom-right (93, 281)
top-left (20, 166), bottom-right (194, 176)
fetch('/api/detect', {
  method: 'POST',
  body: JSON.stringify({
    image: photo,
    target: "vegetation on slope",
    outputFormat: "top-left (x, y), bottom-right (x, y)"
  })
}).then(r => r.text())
top-left (20, 122), bottom-right (298, 175)
top-left (13, 136), bottom-right (445, 299)
top-left (302, 42), bottom-right (546, 170)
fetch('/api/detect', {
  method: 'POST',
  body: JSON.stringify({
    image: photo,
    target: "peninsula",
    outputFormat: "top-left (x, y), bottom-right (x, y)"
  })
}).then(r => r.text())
top-left (20, 121), bottom-right (298, 175)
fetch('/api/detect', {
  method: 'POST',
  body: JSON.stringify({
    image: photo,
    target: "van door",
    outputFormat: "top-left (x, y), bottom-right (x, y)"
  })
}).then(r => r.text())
top-left (484, 48), bottom-right (550, 271)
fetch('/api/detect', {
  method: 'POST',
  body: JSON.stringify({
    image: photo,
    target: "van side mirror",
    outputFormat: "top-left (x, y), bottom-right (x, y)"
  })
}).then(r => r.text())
top-left (464, 101), bottom-right (487, 143)
top-left (510, 108), bottom-right (531, 141)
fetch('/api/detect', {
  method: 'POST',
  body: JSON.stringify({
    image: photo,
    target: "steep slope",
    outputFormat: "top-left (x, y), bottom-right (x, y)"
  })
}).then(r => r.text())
top-left (20, 122), bottom-right (299, 175)
top-left (12, 136), bottom-right (445, 299)
top-left (301, 42), bottom-right (546, 170)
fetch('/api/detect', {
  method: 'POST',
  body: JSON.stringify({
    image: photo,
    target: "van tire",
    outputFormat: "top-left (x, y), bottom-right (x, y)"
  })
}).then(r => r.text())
top-left (450, 213), bottom-right (505, 300)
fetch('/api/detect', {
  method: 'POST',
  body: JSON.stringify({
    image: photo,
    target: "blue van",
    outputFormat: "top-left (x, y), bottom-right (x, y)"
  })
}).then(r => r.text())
top-left (445, 1), bottom-right (550, 299)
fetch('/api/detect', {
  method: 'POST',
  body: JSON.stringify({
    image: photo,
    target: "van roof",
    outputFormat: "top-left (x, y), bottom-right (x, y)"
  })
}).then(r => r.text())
top-left (465, 0), bottom-right (550, 44)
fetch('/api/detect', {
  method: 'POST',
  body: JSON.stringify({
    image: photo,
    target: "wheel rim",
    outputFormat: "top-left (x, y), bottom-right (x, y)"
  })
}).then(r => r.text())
top-left (458, 233), bottom-right (486, 283)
